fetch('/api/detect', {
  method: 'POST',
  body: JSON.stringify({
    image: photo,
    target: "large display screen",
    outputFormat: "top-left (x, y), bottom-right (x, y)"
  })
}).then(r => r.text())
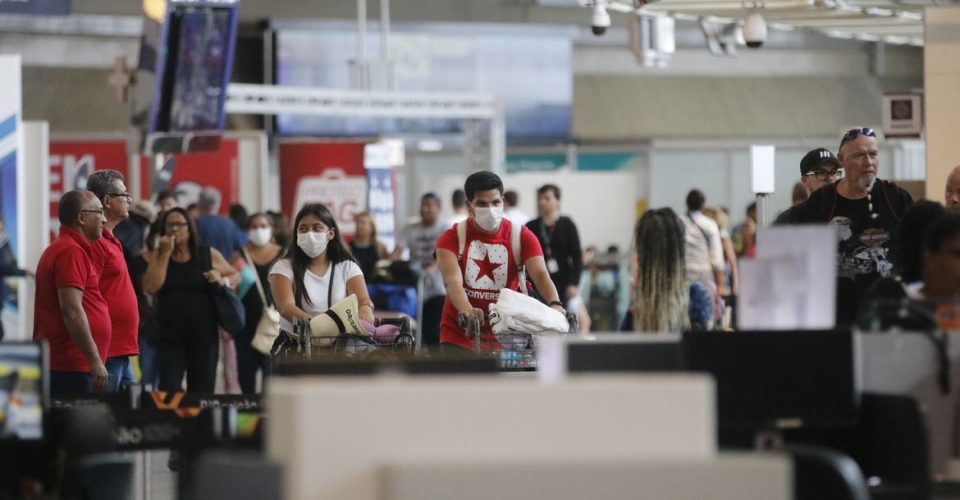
top-left (0, 343), bottom-right (46, 440)
top-left (273, 23), bottom-right (573, 144)
top-left (167, 8), bottom-right (234, 132)
top-left (142, 0), bottom-right (238, 152)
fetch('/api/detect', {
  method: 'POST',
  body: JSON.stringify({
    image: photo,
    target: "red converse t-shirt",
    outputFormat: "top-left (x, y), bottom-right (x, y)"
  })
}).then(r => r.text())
top-left (435, 218), bottom-right (543, 349)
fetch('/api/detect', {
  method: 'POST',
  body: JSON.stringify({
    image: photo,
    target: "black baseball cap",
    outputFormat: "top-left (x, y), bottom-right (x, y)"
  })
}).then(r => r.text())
top-left (799, 148), bottom-right (842, 176)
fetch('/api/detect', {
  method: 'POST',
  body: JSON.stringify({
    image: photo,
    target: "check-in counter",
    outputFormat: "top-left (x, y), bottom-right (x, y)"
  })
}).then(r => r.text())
top-left (268, 374), bottom-right (760, 500)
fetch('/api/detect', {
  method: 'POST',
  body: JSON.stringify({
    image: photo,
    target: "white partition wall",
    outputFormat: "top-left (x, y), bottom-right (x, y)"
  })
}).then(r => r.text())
top-left (230, 131), bottom-right (270, 213)
top-left (20, 122), bottom-right (50, 342)
top-left (268, 374), bottom-right (716, 500)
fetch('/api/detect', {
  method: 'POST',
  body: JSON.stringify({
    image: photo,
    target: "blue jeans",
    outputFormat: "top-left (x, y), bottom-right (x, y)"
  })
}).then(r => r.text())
top-left (139, 336), bottom-right (160, 389)
top-left (49, 371), bottom-right (93, 395)
top-left (105, 356), bottom-right (137, 392)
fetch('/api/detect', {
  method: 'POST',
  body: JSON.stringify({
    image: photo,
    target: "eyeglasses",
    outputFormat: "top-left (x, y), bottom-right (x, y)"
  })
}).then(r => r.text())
top-left (803, 168), bottom-right (844, 181)
top-left (165, 221), bottom-right (188, 230)
top-left (79, 209), bottom-right (104, 216)
top-left (106, 192), bottom-right (133, 202)
top-left (839, 127), bottom-right (876, 149)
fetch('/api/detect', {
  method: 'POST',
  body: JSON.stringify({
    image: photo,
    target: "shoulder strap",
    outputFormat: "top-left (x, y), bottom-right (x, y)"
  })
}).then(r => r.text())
top-left (200, 246), bottom-right (213, 271)
top-left (327, 261), bottom-right (335, 309)
top-left (510, 220), bottom-right (522, 269)
top-left (880, 180), bottom-right (904, 222)
top-left (510, 220), bottom-right (528, 295)
top-left (686, 214), bottom-right (712, 250)
top-left (243, 248), bottom-right (269, 305)
top-left (456, 220), bottom-right (468, 262)
top-left (537, 219), bottom-right (554, 260)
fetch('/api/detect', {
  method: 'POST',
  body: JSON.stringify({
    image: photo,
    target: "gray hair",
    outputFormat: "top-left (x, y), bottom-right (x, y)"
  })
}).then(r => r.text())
top-left (198, 187), bottom-right (221, 213)
top-left (85, 170), bottom-right (125, 201)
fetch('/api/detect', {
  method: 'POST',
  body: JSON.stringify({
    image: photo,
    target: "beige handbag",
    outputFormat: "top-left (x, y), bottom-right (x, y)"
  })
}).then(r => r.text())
top-left (244, 249), bottom-right (281, 355)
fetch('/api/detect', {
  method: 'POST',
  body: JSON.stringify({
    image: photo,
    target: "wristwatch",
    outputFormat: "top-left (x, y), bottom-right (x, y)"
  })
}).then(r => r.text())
top-left (548, 300), bottom-right (563, 308)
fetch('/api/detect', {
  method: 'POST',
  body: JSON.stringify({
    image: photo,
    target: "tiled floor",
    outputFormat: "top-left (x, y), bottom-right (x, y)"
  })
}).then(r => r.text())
top-left (131, 450), bottom-right (176, 500)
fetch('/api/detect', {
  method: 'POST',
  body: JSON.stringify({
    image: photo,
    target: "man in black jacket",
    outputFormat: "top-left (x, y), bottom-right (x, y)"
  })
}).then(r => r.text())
top-left (791, 128), bottom-right (913, 326)
top-left (526, 184), bottom-right (583, 308)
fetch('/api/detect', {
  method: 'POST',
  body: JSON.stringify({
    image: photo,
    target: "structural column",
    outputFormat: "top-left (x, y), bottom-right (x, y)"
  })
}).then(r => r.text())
top-left (924, 6), bottom-right (960, 200)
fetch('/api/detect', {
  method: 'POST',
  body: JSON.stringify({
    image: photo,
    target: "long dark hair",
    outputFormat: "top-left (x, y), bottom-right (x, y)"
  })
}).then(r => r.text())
top-left (158, 207), bottom-right (199, 260)
top-left (287, 203), bottom-right (356, 307)
top-left (633, 208), bottom-right (689, 332)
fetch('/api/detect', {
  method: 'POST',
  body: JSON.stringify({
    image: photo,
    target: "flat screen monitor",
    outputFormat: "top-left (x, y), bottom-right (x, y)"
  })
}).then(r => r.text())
top-left (145, 0), bottom-right (239, 153)
top-left (681, 329), bottom-right (858, 432)
top-left (563, 333), bottom-right (684, 373)
top-left (0, 343), bottom-right (47, 440)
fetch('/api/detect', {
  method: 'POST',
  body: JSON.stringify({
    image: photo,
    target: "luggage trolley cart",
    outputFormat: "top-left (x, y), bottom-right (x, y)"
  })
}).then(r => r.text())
top-left (284, 316), bottom-right (416, 358)
top-left (458, 312), bottom-right (579, 370)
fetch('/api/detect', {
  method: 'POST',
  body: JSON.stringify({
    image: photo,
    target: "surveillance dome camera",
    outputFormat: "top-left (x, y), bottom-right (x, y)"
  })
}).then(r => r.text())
top-left (743, 11), bottom-right (767, 48)
top-left (592, 3), bottom-right (611, 36)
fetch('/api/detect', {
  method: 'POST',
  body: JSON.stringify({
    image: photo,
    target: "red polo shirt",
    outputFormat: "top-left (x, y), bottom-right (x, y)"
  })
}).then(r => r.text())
top-left (92, 228), bottom-right (139, 357)
top-left (33, 227), bottom-right (112, 372)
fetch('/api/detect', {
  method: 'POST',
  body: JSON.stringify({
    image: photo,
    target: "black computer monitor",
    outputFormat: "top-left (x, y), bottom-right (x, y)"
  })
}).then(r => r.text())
top-left (681, 330), bottom-right (858, 433)
top-left (0, 342), bottom-right (47, 440)
top-left (564, 333), bottom-right (684, 373)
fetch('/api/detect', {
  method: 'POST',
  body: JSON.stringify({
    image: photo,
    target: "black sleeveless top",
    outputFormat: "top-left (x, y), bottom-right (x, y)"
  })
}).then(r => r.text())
top-left (158, 247), bottom-right (216, 328)
top-left (349, 241), bottom-right (379, 278)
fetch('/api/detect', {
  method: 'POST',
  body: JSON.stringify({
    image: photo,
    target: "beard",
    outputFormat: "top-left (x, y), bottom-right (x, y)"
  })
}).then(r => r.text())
top-left (856, 173), bottom-right (875, 191)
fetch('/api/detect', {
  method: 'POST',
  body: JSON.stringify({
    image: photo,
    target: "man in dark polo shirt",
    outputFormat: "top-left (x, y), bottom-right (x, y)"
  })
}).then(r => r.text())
top-left (86, 170), bottom-right (140, 392)
top-left (34, 190), bottom-right (111, 394)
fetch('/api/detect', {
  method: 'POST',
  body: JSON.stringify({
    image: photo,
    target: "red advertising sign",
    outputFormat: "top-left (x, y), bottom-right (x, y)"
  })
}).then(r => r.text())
top-left (49, 139), bottom-right (130, 236)
top-left (138, 139), bottom-right (239, 215)
top-left (278, 141), bottom-right (367, 236)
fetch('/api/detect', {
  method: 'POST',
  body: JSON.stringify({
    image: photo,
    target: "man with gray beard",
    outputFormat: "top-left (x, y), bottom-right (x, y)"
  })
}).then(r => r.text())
top-left (793, 127), bottom-right (913, 327)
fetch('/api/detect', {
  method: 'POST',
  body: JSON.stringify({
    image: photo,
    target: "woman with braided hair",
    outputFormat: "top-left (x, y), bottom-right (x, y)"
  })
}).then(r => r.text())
top-left (622, 208), bottom-right (714, 332)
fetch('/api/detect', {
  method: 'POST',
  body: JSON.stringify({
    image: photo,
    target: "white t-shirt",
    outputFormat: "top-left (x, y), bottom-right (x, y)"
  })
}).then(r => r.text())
top-left (269, 258), bottom-right (364, 333)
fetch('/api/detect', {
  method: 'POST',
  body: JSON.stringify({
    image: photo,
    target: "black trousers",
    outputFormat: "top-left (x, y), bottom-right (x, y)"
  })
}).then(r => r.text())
top-left (235, 314), bottom-right (270, 394)
top-left (158, 320), bottom-right (219, 393)
top-left (421, 295), bottom-right (446, 346)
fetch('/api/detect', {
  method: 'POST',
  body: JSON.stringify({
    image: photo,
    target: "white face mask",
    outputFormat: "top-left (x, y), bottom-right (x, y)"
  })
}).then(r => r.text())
top-left (297, 231), bottom-right (329, 258)
top-left (473, 206), bottom-right (504, 232)
top-left (248, 227), bottom-right (272, 247)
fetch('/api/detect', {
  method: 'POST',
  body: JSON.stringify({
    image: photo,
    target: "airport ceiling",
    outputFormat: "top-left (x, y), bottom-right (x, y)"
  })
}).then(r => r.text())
top-left (572, 0), bottom-right (932, 46)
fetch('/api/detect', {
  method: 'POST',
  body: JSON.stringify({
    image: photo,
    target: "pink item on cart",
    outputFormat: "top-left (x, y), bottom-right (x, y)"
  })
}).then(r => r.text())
top-left (361, 319), bottom-right (402, 343)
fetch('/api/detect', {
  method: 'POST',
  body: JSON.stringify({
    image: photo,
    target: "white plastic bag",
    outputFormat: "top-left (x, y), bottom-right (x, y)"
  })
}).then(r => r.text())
top-left (488, 288), bottom-right (569, 334)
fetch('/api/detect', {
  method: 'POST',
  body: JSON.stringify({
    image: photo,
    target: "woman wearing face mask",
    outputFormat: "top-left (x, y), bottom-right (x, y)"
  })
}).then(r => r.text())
top-left (349, 212), bottom-right (388, 278)
top-left (268, 204), bottom-right (375, 349)
top-left (234, 213), bottom-right (283, 393)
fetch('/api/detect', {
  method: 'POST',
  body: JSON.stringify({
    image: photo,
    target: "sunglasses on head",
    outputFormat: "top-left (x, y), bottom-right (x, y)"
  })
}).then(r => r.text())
top-left (839, 127), bottom-right (876, 149)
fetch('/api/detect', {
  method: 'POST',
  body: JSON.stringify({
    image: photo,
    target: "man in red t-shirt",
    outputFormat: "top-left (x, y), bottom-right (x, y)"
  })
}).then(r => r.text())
top-left (436, 171), bottom-right (565, 350)
top-left (34, 190), bottom-right (112, 394)
top-left (87, 170), bottom-right (140, 391)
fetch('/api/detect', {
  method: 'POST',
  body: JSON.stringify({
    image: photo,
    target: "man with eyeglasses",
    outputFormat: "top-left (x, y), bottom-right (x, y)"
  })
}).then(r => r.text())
top-left (86, 170), bottom-right (140, 392)
top-left (34, 190), bottom-right (111, 394)
top-left (793, 127), bottom-right (913, 326)
top-left (775, 147), bottom-right (842, 225)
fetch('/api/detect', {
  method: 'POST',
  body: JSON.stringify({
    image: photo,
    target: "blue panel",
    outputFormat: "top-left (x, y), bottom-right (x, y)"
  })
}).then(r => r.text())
top-left (0, 114), bottom-right (16, 142)
top-left (0, 0), bottom-right (70, 15)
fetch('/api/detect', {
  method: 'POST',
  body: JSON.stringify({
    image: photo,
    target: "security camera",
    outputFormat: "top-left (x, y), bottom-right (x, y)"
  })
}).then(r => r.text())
top-left (592, 1), bottom-right (611, 36)
top-left (743, 11), bottom-right (767, 48)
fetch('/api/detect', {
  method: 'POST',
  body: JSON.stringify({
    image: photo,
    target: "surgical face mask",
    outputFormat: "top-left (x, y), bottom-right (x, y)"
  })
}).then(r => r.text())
top-left (474, 206), bottom-right (503, 232)
top-left (297, 231), bottom-right (329, 258)
top-left (248, 227), bottom-right (272, 247)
